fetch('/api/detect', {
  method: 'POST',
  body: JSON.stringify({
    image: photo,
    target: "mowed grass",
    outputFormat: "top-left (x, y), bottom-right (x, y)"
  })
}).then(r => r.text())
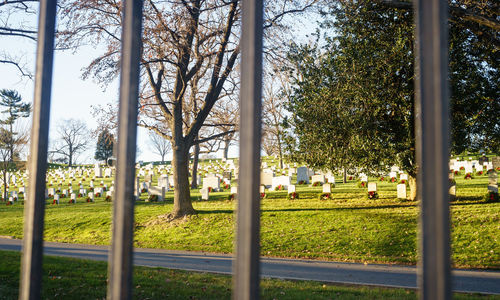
top-left (0, 250), bottom-right (494, 300)
top-left (0, 170), bottom-right (498, 269)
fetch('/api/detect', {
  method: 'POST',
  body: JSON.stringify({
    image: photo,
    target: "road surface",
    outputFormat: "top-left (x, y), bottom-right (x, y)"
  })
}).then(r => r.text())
top-left (0, 238), bottom-right (498, 295)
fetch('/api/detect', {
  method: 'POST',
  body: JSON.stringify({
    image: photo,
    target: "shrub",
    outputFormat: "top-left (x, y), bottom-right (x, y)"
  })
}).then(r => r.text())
top-left (148, 194), bottom-right (158, 202)
top-left (484, 192), bottom-right (499, 203)
top-left (298, 180), bottom-right (306, 185)
top-left (318, 193), bottom-right (332, 200)
top-left (105, 196), bottom-right (112, 202)
top-left (464, 173), bottom-right (473, 180)
top-left (367, 191), bottom-right (379, 200)
top-left (357, 181), bottom-right (367, 188)
top-left (274, 184), bottom-right (284, 191)
top-left (227, 193), bottom-right (236, 200)
top-left (312, 181), bottom-right (322, 187)
top-left (287, 192), bottom-right (299, 200)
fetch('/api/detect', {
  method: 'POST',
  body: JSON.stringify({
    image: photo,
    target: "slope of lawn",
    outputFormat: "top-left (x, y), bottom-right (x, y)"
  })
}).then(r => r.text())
top-left (0, 168), bottom-right (498, 269)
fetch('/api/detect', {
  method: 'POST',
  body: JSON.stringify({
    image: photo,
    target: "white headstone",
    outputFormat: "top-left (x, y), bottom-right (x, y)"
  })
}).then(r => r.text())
top-left (389, 171), bottom-right (397, 178)
top-left (400, 174), bottom-right (408, 181)
top-left (271, 176), bottom-right (291, 190)
top-left (94, 165), bottom-right (102, 177)
top-left (322, 183), bottom-right (331, 193)
top-left (311, 175), bottom-right (325, 184)
top-left (397, 184), bottom-right (407, 199)
top-left (230, 186), bottom-right (238, 194)
top-left (288, 185), bottom-right (296, 193)
top-left (260, 172), bottom-right (273, 188)
top-left (367, 182), bottom-right (377, 192)
top-left (201, 188), bottom-right (209, 200)
top-left (203, 177), bottom-right (220, 191)
top-left (259, 185), bottom-right (265, 194)
top-left (158, 174), bottom-right (169, 188)
top-left (360, 174), bottom-right (368, 182)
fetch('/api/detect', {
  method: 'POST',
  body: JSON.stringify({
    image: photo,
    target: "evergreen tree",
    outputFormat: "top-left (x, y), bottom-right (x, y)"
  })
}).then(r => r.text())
top-left (0, 89), bottom-right (31, 162)
top-left (94, 129), bottom-right (114, 163)
top-left (286, 1), bottom-right (498, 199)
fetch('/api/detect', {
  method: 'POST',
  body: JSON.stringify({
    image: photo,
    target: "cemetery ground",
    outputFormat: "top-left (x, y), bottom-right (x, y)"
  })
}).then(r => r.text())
top-left (0, 161), bottom-right (498, 270)
top-left (1, 251), bottom-right (495, 300)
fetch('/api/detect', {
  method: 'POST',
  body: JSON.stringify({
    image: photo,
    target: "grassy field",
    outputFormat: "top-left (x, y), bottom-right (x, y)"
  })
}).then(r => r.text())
top-left (0, 165), bottom-right (498, 269)
top-left (0, 250), bottom-right (496, 300)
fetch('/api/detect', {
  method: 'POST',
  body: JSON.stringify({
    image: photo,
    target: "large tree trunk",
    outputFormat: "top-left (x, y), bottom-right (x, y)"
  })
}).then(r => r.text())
top-left (223, 138), bottom-right (230, 160)
top-left (343, 167), bottom-right (347, 183)
top-left (191, 143), bottom-right (200, 189)
top-left (408, 175), bottom-right (417, 201)
top-left (172, 144), bottom-right (196, 218)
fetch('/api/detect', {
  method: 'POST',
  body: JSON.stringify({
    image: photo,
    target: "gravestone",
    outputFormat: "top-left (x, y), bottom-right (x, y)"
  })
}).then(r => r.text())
top-left (88, 192), bottom-right (94, 202)
top-left (367, 182), bottom-right (377, 192)
top-left (288, 185), bottom-right (296, 194)
top-left (260, 172), bottom-right (273, 188)
top-left (230, 186), bottom-right (238, 194)
top-left (488, 172), bottom-right (498, 193)
top-left (104, 168), bottom-right (112, 177)
top-left (311, 175), bottom-right (325, 184)
top-left (53, 194), bottom-right (59, 204)
top-left (148, 186), bottom-right (165, 201)
top-left (400, 174), bottom-right (408, 181)
top-left (492, 157), bottom-right (500, 170)
top-left (296, 167), bottom-right (309, 184)
top-left (360, 174), bottom-right (368, 183)
top-left (397, 184), bottom-right (407, 199)
top-left (449, 174), bottom-right (457, 200)
top-left (326, 175), bottom-right (335, 185)
top-left (158, 174), bottom-right (169, 188)
top-left (94, 164), bottom-right (102, 177)
top-left (259, 185), bottom-right (265, 194)
top-left (203, 177), bottom-right (220, 191)
top-left (201, 188), bottom-right (209, 200)
top-left (145, 173), bottom-right (153, 182)
top-left (271, 176), bottom-right (291, 190)
top-left (322, 183), bottom-right (331, 193)
top-left (70, 193), bottom-right (76, 203)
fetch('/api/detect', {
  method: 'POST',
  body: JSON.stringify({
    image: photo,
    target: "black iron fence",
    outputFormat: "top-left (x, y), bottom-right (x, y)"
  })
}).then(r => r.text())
top-left (19, 0), bottom-right (450, 299)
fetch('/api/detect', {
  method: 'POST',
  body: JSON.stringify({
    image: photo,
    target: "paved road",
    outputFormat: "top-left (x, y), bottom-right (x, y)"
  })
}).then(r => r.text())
top-left (1, 238), bottom-right (499, 295)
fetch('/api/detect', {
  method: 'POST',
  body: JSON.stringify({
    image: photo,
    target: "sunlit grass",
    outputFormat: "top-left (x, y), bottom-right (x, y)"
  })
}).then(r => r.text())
top-left (0, 167), bottom-right (498, 269)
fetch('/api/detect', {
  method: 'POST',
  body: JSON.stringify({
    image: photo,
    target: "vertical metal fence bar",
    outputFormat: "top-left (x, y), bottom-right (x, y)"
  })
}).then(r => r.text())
top-left (233, 0), bottom-right (263, 299)
top-left (414, 0), bottom-right (451, 299)
top-left (19, 0), bottom-right (57, 299)
top-left (106, 0), bottom-right (143, 299)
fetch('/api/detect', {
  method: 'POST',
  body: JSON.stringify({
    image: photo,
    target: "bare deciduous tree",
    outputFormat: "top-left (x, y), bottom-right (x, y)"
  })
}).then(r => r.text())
top-left (149, 131), bottom-right (171, 163)
top-left (262, 70), bottom-right (289, 169)
top-left (58, 0), bottom-right (320, 218)
top-left (0, 0), bottom-right (38, 78)
top-left (50, 119), bottom-right (90, 167)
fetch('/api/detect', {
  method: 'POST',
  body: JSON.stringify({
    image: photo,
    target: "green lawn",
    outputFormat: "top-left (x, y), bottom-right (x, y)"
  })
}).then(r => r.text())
top-left (0, 251), bottom-right (495, 300)
top-left (0, 169), bottom-right (498, 269)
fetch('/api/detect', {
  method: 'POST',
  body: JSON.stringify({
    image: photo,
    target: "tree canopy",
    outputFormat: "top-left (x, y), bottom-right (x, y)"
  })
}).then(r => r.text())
top-left (95, 128), bottom-right (114, 163)
top-left (285, 0), bottom-right (498, 198)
